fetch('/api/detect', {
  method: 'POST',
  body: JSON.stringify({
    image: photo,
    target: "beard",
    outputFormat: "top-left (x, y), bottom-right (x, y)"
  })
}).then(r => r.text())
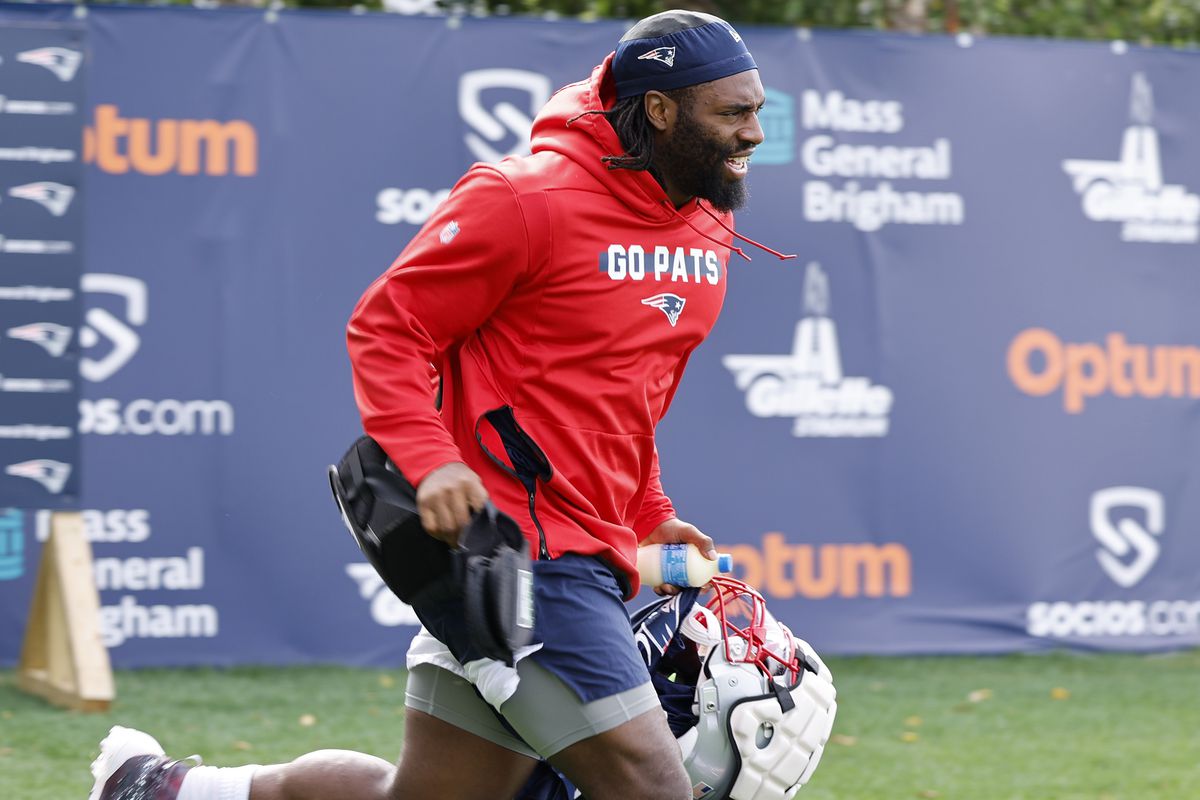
top-left (654, 105), bottom-right (750, 213)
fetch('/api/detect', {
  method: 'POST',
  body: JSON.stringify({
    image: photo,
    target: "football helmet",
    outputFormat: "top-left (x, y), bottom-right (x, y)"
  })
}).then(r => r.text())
top-left (631, 577), bottom-right (837, 800)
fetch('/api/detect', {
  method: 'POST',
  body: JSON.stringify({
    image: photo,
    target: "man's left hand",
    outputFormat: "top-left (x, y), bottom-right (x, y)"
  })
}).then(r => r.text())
top-left (641, 518), bottom-right (717, 596)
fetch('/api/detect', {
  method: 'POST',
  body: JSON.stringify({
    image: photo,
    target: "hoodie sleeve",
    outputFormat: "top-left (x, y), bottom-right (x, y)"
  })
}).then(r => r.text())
top-left (633, 445), bottom-right (677, 540)
top-left (347, 165), bottom-right (530, 485)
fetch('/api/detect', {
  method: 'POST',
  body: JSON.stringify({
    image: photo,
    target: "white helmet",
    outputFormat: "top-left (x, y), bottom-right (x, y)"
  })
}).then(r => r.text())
top-left (631, 577), bottom-right (837, 800)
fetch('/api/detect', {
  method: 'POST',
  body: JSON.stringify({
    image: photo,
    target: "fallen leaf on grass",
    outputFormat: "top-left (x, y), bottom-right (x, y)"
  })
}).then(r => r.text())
top-left (0, 747), bottom-right (13, 757)
top-left (900, 731), bottom-right (920, 743)
top-left (967, 688), bottom-right (993, 703)
top-left (1050, 687), bottom-right (1071, 700)
top-left (1, 710), bottom-right (12, 719)
top-left (831, 734), bottom-right (857, 746)
top-left (233, 741), bottom-right (253, 751)
top-left (917, 791), bottom-right (941, 798)
top-left (298, 714), bottom-right (317, 727)
top-left (378, 674), bottom-right (396, 689)
top-left (904, 715), bottom-right (923, 728)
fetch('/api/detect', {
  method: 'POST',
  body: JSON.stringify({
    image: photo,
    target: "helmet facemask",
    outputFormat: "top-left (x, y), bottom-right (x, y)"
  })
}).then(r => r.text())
top-left (635, 577), bottom-right (837, 800)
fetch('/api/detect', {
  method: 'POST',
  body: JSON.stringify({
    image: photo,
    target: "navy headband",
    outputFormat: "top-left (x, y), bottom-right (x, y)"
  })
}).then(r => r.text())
top-left (613, 20), bottom-right (757, 100)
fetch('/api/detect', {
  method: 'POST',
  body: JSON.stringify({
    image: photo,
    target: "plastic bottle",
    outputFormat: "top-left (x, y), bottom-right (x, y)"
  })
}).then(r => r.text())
top-left (637, 542), bottom-right (733, 587)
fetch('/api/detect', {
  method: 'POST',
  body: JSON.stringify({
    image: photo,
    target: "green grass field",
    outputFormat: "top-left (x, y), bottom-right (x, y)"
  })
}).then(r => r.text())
top-left (2, 650), bottom-right (1198, 800)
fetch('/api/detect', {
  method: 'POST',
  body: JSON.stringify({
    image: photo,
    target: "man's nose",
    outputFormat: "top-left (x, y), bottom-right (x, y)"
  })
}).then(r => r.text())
top-left (741, 113), bottom-right (765, 147)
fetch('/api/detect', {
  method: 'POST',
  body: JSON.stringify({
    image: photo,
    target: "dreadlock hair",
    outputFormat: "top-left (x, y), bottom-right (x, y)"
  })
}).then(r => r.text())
top-left (600, 86), bottom-right (693, 172)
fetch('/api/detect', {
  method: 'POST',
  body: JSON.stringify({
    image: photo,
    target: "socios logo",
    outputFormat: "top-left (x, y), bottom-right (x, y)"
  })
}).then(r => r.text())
top-left (458, 69), bottom-right (552, 164)
top-left (728, 533), bottom-right (911, 600)
top-left (1062, 73), bottom-right (1199, 244)
top-left (754, 87), bottom-right (795, 166)
top-left (80, 273), bottom-right (147, 383)
top-left (375, 187), bottom-right (451, 226)
top-left (345, 563), bottom-right (420, 627)
top-left (0, 508), bottom-right (24, 581)
top-left (1007, 328), bottom-right (1200, 413)
top-left (724, 262), bottom-right (893, 437)
top-left (1026, 487), bottom-right (1198, 639)
top-left (75, 274), bottom-right (235, 436)
top-left (83, 105), bottom-right (258, 177)
top-left (1091, 486), bottom-right (1164, 588)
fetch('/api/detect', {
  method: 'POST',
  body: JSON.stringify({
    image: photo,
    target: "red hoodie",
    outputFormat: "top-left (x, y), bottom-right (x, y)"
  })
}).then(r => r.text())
top-left (348, 54), bottom-right (739, 596)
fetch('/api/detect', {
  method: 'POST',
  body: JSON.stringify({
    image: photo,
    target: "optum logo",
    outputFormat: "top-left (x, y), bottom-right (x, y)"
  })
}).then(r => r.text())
top-left (728, 533), bottom-right (911, 599)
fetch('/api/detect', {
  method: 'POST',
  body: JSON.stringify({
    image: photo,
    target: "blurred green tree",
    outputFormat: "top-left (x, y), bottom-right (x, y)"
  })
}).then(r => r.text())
top-left (169, 0), bottom-right (1200, 46)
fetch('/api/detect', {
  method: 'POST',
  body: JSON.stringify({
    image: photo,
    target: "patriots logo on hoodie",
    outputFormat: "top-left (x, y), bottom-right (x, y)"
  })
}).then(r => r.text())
top-left (642, 293), bottom-right (686, 327)
top-left (8, 182), bottom-right (74, 217)
top-left (16, 47), bottom-right (82, 82)
top-left (637, 47), bottom-right (676, 68)
top-left (5, 459), bottom-right (71, 495)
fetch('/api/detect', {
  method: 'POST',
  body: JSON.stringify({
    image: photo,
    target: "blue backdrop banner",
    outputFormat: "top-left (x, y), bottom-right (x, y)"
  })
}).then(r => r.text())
top-left (0, 18), bottom-right (85, 511)
top-left (1, 5), bottom-right (1198, 666)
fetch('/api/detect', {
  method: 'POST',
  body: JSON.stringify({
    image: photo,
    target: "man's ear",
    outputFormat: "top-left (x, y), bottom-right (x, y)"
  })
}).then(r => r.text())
top-left (643, 90), bottom-right (675, 133)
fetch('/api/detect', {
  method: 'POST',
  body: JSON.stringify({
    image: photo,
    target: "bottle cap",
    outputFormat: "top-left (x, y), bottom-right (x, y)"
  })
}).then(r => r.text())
top-left (717, 553), bottom-right (733, 573)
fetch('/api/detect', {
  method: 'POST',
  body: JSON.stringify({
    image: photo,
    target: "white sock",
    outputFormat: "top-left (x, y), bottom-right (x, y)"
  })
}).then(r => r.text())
top-left (177, 764), bottom-right (260, 800)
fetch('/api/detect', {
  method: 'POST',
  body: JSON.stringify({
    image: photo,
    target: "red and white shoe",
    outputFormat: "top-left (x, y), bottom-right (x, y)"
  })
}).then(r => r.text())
top-left (89, 726), bottom-right (196, 800)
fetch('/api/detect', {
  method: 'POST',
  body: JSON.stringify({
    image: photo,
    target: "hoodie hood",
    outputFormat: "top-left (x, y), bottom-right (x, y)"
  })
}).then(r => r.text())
top-left (530, 53), bottom-right (685, 224)
top-left (529, 55), bottom-right (798, 263)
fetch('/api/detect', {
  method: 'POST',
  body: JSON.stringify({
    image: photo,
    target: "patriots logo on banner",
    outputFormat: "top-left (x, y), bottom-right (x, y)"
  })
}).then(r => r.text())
top-left (7, 322), bottom-right (72, 357)
top-left (16, 47), bottom-right (82, 82)
top-left (5, 459), bottom-right (71, 494)
top-left (8, 182), bottom-right (75, 217)
top-left (637, 46), bottom-right (676, 68)
top-left (642, 293), bottom-right (686, 327)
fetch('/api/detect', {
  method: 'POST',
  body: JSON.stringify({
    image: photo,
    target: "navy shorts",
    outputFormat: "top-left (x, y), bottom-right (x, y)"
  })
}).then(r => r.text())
top-left (413, 552), bottom-right (651, 702)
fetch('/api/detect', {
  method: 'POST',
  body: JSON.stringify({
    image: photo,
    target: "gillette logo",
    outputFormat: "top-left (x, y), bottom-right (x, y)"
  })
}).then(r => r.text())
top-left (1062, 73), bottom-right (1200, 244)
top-left (724, 262), bottom-right (893, 437)
top-left (5, 459), bottom-right (71, 494)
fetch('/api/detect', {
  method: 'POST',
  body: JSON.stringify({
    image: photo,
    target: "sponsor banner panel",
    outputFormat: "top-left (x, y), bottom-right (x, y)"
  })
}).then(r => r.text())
top-left (1, 8), bottom-right (1198, 665)
top-left (0, 19), bottom-right (84, 509)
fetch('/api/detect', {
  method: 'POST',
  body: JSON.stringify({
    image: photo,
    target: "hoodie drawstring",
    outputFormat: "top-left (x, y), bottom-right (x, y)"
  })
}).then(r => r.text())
top-left (662, 199), bottom-right (751, 261)
top-left (697, 202), bottom-right (798, 261)
top-left (659, 200), bottom-right (798, 262)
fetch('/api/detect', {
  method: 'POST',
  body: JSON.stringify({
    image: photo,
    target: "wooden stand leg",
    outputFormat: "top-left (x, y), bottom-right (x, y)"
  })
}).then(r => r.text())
top-left (17, 511), bottom-right (115, 712)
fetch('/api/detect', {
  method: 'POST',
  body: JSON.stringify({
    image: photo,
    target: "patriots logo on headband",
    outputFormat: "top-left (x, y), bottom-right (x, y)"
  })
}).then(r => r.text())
top-left (642, 293), bottom-right (686, 326)
top-left (637, 46), bottom-right (676, 68)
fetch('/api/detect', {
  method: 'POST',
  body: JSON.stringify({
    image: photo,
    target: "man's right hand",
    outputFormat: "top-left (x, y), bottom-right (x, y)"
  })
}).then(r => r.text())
top-left (416, 461), bottom-right (489, 546)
